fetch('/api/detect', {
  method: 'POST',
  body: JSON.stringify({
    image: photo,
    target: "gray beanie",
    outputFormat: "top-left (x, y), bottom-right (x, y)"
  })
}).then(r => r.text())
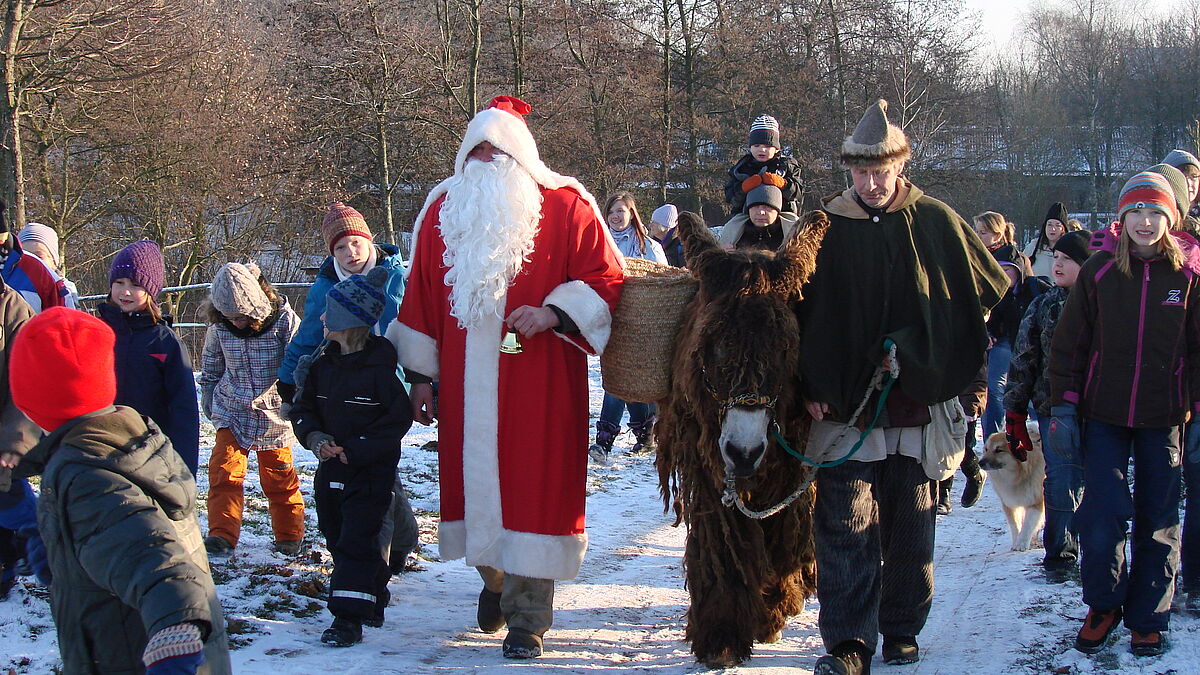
top-left (1148, 163), bottom-right (1191, 222)
top-left (1162, 149), bottom-right (1200, 173)
top-left (745, 184), bottom-right (784, 212)
top-left (211, 262), bottom-right (272, 321)
top-left (325, 266), bottom-right (388, 332)
top-left (840, 99), bottom-right (911, 168)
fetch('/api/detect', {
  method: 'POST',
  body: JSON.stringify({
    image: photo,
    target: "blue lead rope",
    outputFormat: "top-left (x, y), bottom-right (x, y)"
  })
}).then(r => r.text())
top-left (773, 338), bottom-right (897, 468)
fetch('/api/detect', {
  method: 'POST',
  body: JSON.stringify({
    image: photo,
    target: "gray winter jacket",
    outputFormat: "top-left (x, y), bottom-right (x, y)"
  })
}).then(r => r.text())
top-left (23, 406), bottom-right (231, 674)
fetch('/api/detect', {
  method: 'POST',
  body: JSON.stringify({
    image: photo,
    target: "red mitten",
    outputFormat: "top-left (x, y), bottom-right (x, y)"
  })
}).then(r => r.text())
top-left (741, 174), bottom-right (763, 193)
top-left (1005, 411), bottom-right (1032, 462)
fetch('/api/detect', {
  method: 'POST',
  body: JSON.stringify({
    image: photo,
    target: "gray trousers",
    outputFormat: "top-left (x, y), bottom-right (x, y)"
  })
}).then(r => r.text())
top-left (378, 473), bottom-right (419, 565)
top-left (477, 565), bottom-right (555, 636)
top-left (814, 454), bottom-right (936, 653)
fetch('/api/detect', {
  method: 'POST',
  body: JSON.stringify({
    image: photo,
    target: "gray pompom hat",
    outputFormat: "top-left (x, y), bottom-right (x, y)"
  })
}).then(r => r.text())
top-left (840, 99), bottom-right (911, 168)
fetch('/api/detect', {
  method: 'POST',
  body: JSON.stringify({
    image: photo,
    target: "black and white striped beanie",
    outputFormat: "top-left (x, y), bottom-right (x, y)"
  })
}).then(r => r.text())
top-left (748, 115), bottom-right (780, 149)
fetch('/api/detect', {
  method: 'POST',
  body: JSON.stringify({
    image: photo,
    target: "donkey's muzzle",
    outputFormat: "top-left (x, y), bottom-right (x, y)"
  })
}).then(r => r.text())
top-left (723, 441), bottom-right (766, 477)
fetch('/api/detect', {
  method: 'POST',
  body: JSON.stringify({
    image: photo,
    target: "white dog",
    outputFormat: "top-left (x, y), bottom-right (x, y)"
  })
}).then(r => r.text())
top-left (979, 429), bottom-right (1046, 552)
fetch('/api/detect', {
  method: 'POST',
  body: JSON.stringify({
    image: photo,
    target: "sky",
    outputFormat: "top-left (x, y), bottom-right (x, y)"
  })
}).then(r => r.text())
top-left (964, 0), bottom-right (1180, 52)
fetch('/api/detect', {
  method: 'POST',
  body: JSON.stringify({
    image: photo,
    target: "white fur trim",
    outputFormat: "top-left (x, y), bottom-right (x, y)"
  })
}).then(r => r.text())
top-left (543, 280), bottom-right (612, 355)
top-left (460, 314), bottom-right (507, 570)
top-left (438, 520), bottom-right (466, 559)
top-left (387, 321), bottom-right (439, 379)
top-left (438, 521), bottom-right (587, 581)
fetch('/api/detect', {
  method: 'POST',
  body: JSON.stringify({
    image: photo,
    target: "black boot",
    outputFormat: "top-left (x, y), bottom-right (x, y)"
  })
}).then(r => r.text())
top-left (937, 477), bottom-right (953, 515)
top-left (882, 635), bottom-right (920, 664)
top-left (628, 416), bottom-right (657, 454)
top-left (814, 640), bottom-right (871, 675)
top-left (502, 627), bottom-right (543, 659)
top-left (960, 447), bottom-right (986, 508)
top-left (477, 587), bottom-right (505, 633)
top-left (321, 617), bottom-right (362, 647)
top-left (588, 420), bottom-right (619, 464)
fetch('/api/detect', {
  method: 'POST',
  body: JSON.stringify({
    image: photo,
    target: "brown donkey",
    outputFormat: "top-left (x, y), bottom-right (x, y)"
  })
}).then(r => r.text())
top-left (655, 210), bottom-right (828, 667)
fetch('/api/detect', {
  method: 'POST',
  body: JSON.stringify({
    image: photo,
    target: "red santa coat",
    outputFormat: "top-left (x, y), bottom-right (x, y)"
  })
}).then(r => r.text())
top-left (390, 186), bottom-right (623, 580)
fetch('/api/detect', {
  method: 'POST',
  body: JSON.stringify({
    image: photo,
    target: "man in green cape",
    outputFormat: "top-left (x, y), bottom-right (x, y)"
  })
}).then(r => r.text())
top-left (798, 100), bottom-right (1008, 675)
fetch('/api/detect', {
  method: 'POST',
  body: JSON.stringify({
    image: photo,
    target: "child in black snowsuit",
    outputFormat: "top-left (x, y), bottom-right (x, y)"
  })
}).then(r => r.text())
top-left (290, 267), bottom-right (413, 647)
top-left (724, 114), bottom-right (803, 216)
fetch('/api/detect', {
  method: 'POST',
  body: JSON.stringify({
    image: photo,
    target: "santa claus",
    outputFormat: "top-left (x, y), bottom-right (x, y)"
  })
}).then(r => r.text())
top-left (388, 96), bottom-right (623, 658)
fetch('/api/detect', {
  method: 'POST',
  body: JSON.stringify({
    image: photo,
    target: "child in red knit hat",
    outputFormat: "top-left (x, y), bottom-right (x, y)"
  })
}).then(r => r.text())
top-left (9, 307), bottom-right (232, 674)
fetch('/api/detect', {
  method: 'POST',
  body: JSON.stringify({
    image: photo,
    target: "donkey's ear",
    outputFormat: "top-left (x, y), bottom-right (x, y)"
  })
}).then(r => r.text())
top-left (773, 210), bottom-right (831, 293)
top-left (678, 211), bottom-right (719, 268)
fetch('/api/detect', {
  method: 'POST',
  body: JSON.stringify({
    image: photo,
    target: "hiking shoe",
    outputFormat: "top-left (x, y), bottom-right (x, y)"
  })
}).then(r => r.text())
top-left (477, 587), bottom-right (505, 633)
top-left (1075, 608), bottom-right (1122, 654)
top-left (0, 577), bottom-right (15, 601)
top-left (811, 638), bottom-right (868, 672)
top-left (363, 612), bottom-right (384, 629)
top-left (273, 540), bottom-right (303, 556)
top-left (204, 536), bottom-right (234, 557)
top-left (502, 628), bottom-right (543, 659)
top-left (321, 617), bottom-right (362, 647)
top-left (882, 635), bottom-right (919, 664)
top-left (961, 471), bottom-right (986, 508)
top-left (13, 558), bottom-right (32, 576)
top-left (936, 502), bottom-right (952, 516)
top-left (1130, 631), bottom-right (1165, 656)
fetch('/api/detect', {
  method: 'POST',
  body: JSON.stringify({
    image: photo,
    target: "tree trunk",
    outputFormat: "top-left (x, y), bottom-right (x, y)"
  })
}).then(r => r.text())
top-left (0, 0), bottom-right (28, 227)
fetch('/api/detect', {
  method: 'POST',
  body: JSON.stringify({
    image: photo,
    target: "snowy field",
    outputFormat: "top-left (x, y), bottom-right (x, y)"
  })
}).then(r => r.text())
top-left (3, 358), bottom-right (1200, 674)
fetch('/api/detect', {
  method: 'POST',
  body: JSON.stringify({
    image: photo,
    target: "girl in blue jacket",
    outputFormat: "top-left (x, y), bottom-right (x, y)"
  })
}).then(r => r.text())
top-left (97, 240), bottom-right (200, 475)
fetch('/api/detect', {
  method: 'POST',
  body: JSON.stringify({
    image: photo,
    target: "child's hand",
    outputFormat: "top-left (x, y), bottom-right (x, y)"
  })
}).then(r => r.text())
top-left (0, 452), bottom-right (20, 469)
top-left (319, 441), bottom-right (347, 464)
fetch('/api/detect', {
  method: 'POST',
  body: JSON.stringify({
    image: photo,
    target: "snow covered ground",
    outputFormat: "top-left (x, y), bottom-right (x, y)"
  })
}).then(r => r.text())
top-left (3, 358), bottom-right (1199, 673)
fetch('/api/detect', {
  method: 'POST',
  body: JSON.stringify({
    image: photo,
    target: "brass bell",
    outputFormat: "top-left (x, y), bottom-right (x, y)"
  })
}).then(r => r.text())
top-left (500, 330), bottom-right (524, 354)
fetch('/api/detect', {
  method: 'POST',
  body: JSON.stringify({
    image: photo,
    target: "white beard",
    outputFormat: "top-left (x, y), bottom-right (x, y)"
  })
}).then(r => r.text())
top-left (439, 155), bottom-right (543, 329)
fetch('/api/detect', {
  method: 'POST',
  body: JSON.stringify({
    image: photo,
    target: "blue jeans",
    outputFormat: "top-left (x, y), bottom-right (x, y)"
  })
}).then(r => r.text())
top-left (982, 337), bottom-right (1012, 440)
top-left (599, 393), bottom-right (653, 428)
top-left (1040, 417), bottom-right (1082, 568)
top-left (1077, 420), bottom-right (1181, 631)
top-left (1182, 422), bottom-right (1200, 590)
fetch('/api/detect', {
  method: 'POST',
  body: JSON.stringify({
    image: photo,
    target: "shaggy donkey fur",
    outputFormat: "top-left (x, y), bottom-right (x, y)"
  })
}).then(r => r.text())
top-left (655, 210), bottom-right (828, 667)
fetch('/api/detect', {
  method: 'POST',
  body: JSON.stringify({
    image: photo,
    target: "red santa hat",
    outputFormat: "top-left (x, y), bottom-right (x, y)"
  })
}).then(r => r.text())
top-left (409, 96), bottom-right (613, 267)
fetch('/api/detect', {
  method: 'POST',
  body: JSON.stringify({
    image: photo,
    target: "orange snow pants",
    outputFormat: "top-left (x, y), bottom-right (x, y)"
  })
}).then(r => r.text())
top-left (207, 428), bottom-right (305, 546)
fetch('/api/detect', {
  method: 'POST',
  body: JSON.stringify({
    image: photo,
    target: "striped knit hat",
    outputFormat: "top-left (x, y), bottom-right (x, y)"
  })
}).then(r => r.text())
top-left (1117, 171), bottom-right (1179, 227)
top-left (321, 202), bottom-right (373, 254)
top-left (748, 115), bottom-right (780, 149)
top-left (325, 266), bottom-right (388, 331)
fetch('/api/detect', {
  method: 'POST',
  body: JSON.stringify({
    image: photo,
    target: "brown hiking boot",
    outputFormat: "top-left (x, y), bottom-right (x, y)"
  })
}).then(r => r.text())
top-left (1130, 630), bottom-right (1165, 657)
top-left (1075, 608), bottom-right (1122, 654)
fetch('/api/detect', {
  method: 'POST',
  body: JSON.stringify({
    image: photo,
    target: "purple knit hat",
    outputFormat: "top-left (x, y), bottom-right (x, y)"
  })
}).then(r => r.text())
top-left (109, 240), bottom-right (165, 298)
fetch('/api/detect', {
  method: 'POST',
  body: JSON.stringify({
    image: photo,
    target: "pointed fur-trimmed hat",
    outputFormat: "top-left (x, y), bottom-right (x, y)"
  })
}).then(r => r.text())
top-left (840, 99), bottom-right (911, 168)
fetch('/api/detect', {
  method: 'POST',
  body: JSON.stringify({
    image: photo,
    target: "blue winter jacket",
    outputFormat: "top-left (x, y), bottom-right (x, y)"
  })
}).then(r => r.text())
top-left (277, 243), bottom-right (406, 387)
top-left (97, 302), bottom-right (201, 475)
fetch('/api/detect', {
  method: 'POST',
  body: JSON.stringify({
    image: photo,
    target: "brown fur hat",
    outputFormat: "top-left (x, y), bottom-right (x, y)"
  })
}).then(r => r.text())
top-left (840, 99), bottom-right (911, 168)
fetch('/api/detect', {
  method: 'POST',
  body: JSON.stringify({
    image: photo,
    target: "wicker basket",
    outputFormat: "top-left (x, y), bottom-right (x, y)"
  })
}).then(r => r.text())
top-left (600, 257), bottom-right (698, 402)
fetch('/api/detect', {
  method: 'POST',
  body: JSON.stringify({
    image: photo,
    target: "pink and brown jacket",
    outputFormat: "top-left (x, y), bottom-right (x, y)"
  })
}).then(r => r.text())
top-left (1050, 223), bottom-right (1200, 427)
